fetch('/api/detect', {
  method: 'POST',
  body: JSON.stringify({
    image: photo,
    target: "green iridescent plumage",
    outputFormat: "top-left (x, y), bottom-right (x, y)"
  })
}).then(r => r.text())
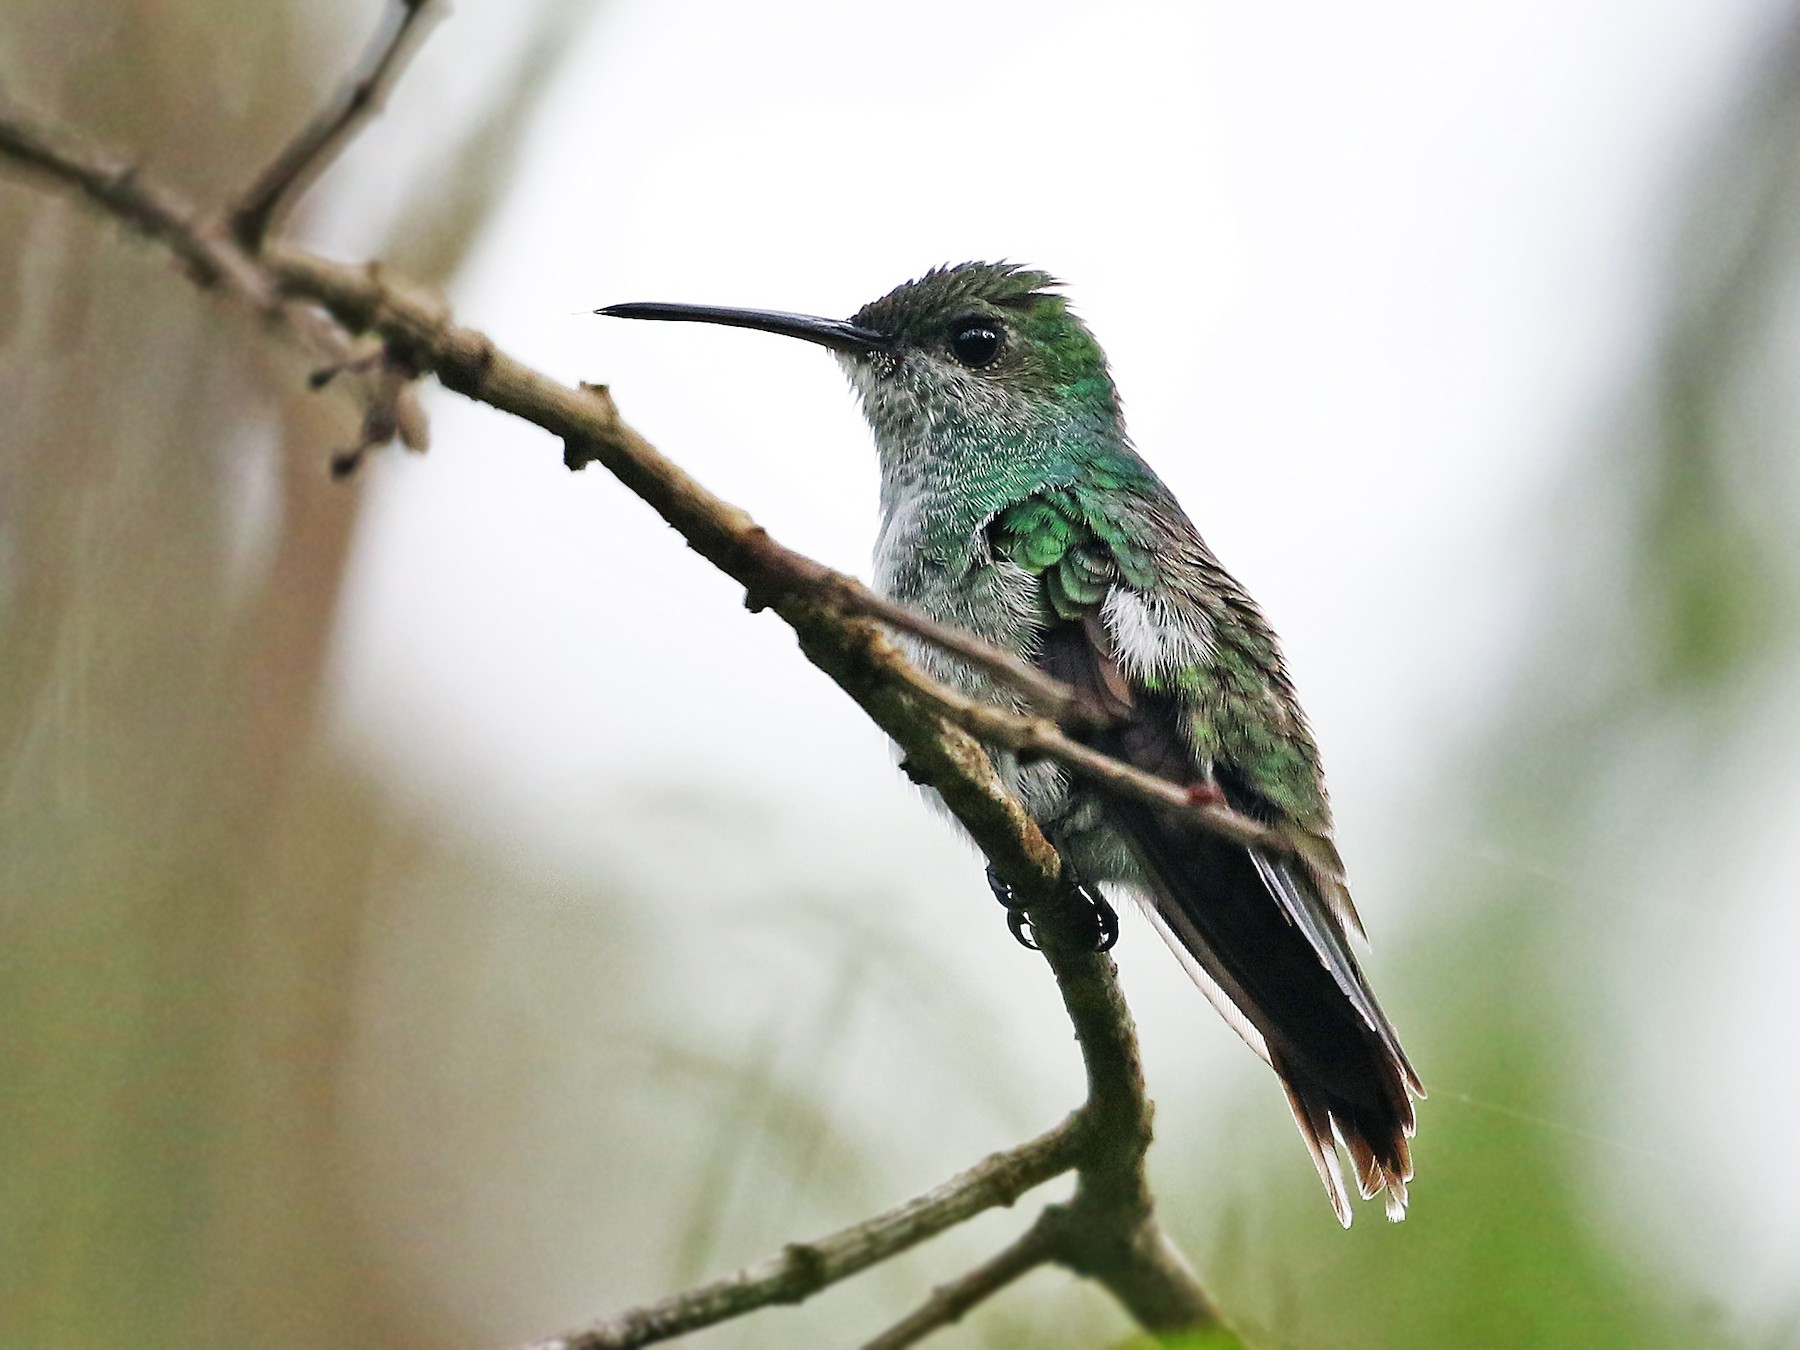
top-left (852, 263), bottom-right (1415, 1224)
top-left (602, 260), bottom-right (1422, 1227)
top-left (991, 486), bottom-right (1334, 832)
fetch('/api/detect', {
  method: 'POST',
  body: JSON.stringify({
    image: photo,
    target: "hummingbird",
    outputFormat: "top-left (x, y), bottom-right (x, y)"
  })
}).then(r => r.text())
top-left (601, 262), bottom-right (1421, 1225)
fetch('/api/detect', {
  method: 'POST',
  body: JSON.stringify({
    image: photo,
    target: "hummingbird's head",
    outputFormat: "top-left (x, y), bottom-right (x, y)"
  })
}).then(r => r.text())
top-left (601, 262), bottom-right (1123, 473)
top-left (841, 262), bottom-right (1121, 454)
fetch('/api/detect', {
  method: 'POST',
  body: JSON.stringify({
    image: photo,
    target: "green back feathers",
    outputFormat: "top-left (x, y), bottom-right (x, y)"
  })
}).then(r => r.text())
top-left (991, 487), bottom-right (1161, 621)
top-left (990, 484), bottom-right (1330, 827)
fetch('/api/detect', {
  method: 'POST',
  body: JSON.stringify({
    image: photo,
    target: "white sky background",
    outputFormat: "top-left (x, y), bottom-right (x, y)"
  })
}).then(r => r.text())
top-left (318, 0), bottom-right (1800, 1334)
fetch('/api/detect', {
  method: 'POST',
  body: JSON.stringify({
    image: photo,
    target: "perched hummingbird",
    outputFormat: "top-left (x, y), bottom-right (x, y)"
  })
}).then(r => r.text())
top-left (601, 263), bottom-right (1421, 1224)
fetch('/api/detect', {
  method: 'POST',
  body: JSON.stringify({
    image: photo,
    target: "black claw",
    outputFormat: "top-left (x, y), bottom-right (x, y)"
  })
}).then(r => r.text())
top-left (987, 863), bottom-right (1115, 953)
top-left (988, 865), bottom-right (1038, 949)
top-left (1080, 881), bottom-right (1120, 951)
top-left (985, 863), bottom-right (1019, 909)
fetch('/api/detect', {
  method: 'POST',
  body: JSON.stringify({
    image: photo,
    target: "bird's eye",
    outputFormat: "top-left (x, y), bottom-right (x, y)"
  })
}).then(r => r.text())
top-left (947, 319), bottom-right (1003, 369)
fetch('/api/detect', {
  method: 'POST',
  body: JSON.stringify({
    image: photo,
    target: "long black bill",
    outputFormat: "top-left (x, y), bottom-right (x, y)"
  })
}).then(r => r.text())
top-left (597, 302), bottom-right (891, 354)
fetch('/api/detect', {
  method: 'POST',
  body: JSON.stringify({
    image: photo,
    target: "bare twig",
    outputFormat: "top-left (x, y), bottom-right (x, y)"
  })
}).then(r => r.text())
top-left (0, 101), bottom-right (284, 311)
top-left (532, 1116), bottom-right (1083, 1350)
top-left (229, 0), bottom-right (443, 248)
top-left (749, 557), bottom-right (1112, 728)
top-left (0, 104), bottom-right (1246, 1349)
top-left (0, 96), bottom-right (410, 442)
top-left (1019, 889), bottom-right (1222, 1335)
top-left (329, 350), bottom-right (428, 478)
top-left (855, 626), bottom-right (1287, 853)
top-left (859, 1217), bottom-right (1058, 1350)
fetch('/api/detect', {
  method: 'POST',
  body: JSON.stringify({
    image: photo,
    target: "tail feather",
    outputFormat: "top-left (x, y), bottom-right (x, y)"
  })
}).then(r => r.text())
top-left (1278, 1073), bottom-right (1354, 1227)
top-left (1280, 1071), bottom-right (1412, 1224)
top-left (1308, 1069), bottom-right (1412, 1221)
top-left (1109, 791), bottom-right (1420, 1225)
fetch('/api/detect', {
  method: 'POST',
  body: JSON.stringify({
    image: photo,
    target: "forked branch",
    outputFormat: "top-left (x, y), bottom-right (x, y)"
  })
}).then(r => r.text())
top-left (532, 1116), bottom-right (1083, 1350)
top-left (229, 0), bottom-right (443, 248)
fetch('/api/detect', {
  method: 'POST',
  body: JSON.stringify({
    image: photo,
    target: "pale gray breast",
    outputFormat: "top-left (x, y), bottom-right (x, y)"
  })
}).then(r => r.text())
top-left (873, 488), bottom-right (1044, 707)
top-left (871, 489), bottom-right (1140, 881)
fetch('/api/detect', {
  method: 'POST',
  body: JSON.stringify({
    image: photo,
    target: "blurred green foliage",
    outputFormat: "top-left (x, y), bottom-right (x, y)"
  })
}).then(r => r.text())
top-left (1188, 21), bottom-right (1800, 1350)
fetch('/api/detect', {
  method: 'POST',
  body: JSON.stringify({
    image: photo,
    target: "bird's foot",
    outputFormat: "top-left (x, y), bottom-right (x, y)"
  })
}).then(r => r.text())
top-left (986, 864), bottom-right (1118, 953)
top-left (986, 864), bottom-right (1040, 950)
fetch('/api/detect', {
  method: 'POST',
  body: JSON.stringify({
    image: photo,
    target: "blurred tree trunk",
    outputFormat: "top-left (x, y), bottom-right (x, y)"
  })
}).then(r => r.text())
top-left (0, 4), bottom-right (573, 1345)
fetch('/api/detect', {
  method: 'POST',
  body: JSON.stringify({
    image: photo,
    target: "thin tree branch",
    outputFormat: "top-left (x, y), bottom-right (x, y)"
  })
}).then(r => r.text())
top-left (854, 624), bottom-right (1286, 853)
top-left (531, 1116), bottom-right (1084, 1350)
top-left (0, 97), bottom-right (397, 415)
top-left (0, 102), bottom-right (284, 311)
top-left (0, 96), bottom-right (433, 482)
top-left (758, 562), bottom-right (1110, 729)
top-left (858, 1216), bottom-right (1058, 1350)
top-left (1020, 907), bottom-right (1223, 1334)
top-left (229, 0), bottom-right (444, 248)
top-left (0, 103), bottom-right (1245, 1348)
